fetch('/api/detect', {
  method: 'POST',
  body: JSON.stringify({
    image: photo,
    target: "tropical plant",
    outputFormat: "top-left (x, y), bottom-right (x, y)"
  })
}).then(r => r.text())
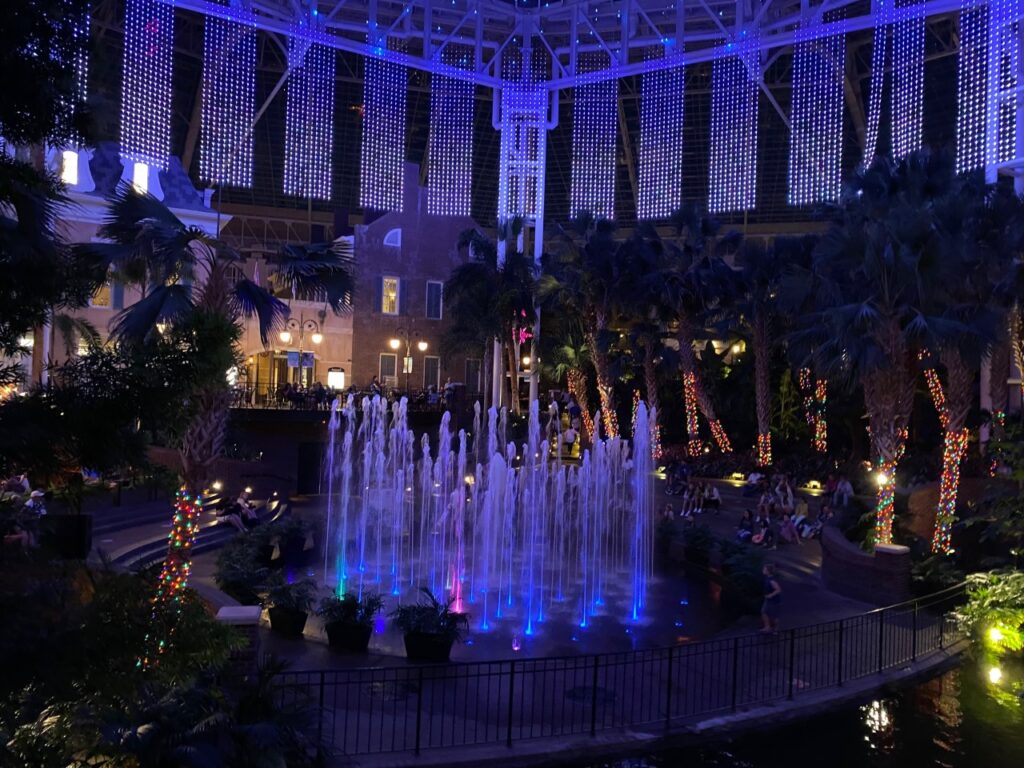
top-left (538, 215), bottom-right (629, 436)
top-left (642, 207), bottom-right (741, 454)
top-left (735, 236), bottom-right (815, 466)
top-left (317, 592), bottom-right (384, 627)
top-left (923, 177), bottom-right (1024, 554)
top-left (786, 151), bottom-right (980, 545)
top-left (392, 587), bottom-right (469, 641)
top-left (75, 186), bottom-right (354, 643)
top-left (443, 223), bottom-right (536, 414)
top-left (214, 533), bottom-right (271, 605)
top-left (538, 306), bottom-right (595, 439)
top-left (956, 570), bottom-right (1024, 653)
top-left (262, 577), bottom-right (317, 613)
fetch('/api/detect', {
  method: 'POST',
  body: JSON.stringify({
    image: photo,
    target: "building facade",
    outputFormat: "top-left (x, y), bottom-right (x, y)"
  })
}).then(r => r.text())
top-left (350, 164), bottom-right (483, 397)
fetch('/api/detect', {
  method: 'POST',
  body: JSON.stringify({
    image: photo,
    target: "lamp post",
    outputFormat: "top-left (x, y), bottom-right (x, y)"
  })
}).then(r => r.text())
top-left (389, 327), bottom-right (428, 394)
top-left (279, 315), bottom-right (323, 388)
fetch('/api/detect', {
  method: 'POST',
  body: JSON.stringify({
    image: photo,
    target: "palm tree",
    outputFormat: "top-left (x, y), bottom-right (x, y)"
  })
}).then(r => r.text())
top-left (788, 151), bottom-right (975, 545)
top-left (443, 225), bottom-right (535, 415)
top-left (925, 176), bottom-right (1024, 553)
top-left (539, 313), bottom-right (596, 441)
top-left (538, 215), bottom-right (627, 437)
top-left (644, 206), bottom-right (739, 454)
top-left (78, 185), bottom-right (354, 648)
top-left (735, 236), bottom-right (815, 466)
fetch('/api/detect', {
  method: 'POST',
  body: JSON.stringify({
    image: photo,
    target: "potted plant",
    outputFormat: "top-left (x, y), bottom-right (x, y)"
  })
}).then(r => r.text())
top-left (214, 535), bottom-right (270, 605)
top-left (317, 592), bottom-right (384, 652)
top-left (392, 587), bottom-right (468, 662)
top-left (262, 577), bottom-right (317, 637)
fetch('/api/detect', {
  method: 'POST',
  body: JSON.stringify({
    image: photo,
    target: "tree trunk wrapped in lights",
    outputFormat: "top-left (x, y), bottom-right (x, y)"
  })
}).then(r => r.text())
top-left (565, 366), bottom-right (595, 441)
top-left (813, 378), bottom-right (828, 453)
top-left (863, 339), bottom-right (915, 546)
top-left (682, 371), bottom-right (701, 455)
top-left (753, 314), bottom-right (771, 466)
top-left (587, 327), bottom-right (618, 438)
top-left (930, 351), bottom-right (975, 555)
top-left (677, 321), bottom-right (731, 453)
top-left (642, 343), bottom-right (663, 458)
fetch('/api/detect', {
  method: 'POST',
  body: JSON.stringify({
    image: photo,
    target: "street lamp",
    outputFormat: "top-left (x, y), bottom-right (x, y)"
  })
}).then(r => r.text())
top-left (390, 327), bottom-right (426, 393)
top-left (281, 316), bottom-right (322, 387)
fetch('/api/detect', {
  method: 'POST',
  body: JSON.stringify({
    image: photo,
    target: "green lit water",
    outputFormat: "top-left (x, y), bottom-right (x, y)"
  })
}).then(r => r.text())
top-left (589, 660), bottom-right (1024, 768)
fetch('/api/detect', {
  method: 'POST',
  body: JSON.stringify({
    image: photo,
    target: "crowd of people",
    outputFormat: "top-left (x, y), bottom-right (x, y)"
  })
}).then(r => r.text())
top-left (1, 475), bottom-right (47, 550)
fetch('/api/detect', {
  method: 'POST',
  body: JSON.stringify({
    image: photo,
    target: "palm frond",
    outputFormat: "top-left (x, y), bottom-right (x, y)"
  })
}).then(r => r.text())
top-left (109, 284), bottom-right (194, 344)
top-left (231, 279), bottom-right (290, 345)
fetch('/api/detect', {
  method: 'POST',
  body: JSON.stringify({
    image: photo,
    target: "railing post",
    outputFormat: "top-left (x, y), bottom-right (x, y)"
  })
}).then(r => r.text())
top-left (836, 620), bottom-right (844, 686)
top-left (665, 646), bottom-right (674, 729)
top-left (787, 630), bottom-right (796, 700)
top-left (730, 637), bottom-right (740, 711)
top-left (877, 609), bottom-right (886, 674)
top-left (415, 667), bottom-right (424, 755)
top-left (911, 602), bottom-right (919, 661)
top-left (317, 671), bottom-right (325, 751)
top-left (506, 661), bottom-right (515, 748)
top-left (939, 610), bottom-right (945, 650)
top-left (590, 656), bottom-right (600, 736)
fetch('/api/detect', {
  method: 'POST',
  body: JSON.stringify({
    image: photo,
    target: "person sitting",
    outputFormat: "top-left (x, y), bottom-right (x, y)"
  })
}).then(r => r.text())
top-left (803, 503), bottom-right (835, 539)
top-left (237, 488), bottom-right (260, 529)
top-left (774, 476), bottom-right (795, 514)
top-left (23, 490), bottom-right (47, 517)
top-left (756, 490), bottom-right (775, 519)
top-left (216, 499), bottom-right (247, 533)
top-left (736, 510), bottom-right (754, 542)
top-left (833, 474), bottom-right (853, 508)
top-left (778, 513), bottom-right (802, 546)
top-left (751, 515), bottom-right (776, 548)
top-left (742, 470), bottom-right (765, 497)
top-left (703, 484), bottom-right (721, 514)
top-left (661, 503), bottom-right (675, 520)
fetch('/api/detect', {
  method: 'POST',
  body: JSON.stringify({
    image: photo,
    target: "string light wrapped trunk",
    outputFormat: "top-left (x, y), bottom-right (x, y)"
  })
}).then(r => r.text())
top-left (753, 314), bottom-right (772, 466)
top-left (677, 321), bottom-right (731, 453)
top-left (930, 352), bottom-right (975, 554)
top-left (813, 378), bottom-right (828, 453)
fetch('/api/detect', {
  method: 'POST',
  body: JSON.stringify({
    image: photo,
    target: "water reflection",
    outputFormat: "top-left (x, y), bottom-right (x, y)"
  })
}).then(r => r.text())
top-left (582, 662), bottom-right (1022, 768)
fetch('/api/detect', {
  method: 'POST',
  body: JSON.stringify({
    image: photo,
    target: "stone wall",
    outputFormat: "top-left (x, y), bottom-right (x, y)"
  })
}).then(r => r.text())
top-left (820, 526), bottom-right (912, 605)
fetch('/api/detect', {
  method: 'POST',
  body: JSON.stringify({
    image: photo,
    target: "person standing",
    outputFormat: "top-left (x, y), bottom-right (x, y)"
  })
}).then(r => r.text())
top-left (760, 563), bottom-right (782, 633)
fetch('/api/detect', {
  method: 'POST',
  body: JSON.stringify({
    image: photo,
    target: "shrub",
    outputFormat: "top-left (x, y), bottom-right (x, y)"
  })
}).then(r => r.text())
top-left (317, 592), bottom-right (384, 627)
top-left (392, 587), bottom-right (468, 641)
top-left (262, 577), bottom-right (317, 613)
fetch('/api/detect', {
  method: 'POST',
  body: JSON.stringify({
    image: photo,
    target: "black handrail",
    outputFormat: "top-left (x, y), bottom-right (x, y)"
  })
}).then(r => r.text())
top-left (272, 584), bottom-right (968, 757)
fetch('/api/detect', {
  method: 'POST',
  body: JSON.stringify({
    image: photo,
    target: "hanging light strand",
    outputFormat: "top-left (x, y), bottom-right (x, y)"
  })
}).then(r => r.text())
top-left (709, 30), bottom-right (760, 214)
top-left (637, 46), bottom-right (685, 220)
top-left (199, 2), bottom-right (256, 187)
top-left (120, 0), bottom-right (174, 169)
top-left (283, 19), bottom-right (336, 200)
top-left (956, 0), bottom-right (989, 172)
top-left (570, 52), bottom-right (617, 220)
top-left (427, 45), bottom-right (474, 216)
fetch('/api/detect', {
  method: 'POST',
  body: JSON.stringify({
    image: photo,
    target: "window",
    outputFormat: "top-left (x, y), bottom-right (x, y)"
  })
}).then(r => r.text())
top-left (465, 358), bottom-right (482, 393)
top-left (383, 228), bottom-right (402, 248)
top-left (423, 356), bottom-right (440, 390)
top-left (132, 162), bottom-right (148, 194)
top-left (426, 281), bottom-right (443, 320)
top-left (61, 150), bottom-right (78, 186)
top-left (381, 276), bottom-right (399, 315)
top-left (90, 282), bottom-right (111, 307)
top-left (379, 353), bottom-right (398, 385)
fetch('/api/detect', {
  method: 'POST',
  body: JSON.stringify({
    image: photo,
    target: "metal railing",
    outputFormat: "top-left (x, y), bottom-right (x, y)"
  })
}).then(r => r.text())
top-left (272, 584), bottom-right (966, 758)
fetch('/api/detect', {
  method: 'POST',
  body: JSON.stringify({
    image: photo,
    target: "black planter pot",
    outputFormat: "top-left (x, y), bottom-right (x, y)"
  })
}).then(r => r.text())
top-left (268, 606), bottom-right (308, 637)
top-left (403, 632), bottom-right (455, 662)
top-left (40, 514), bottom-right (93, 559)
top-left (325, 622), bottom-right (372, 653)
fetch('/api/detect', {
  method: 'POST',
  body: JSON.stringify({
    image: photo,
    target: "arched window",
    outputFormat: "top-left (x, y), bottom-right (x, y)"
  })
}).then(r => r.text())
top-left (383, 228), bottom-right (402, 248)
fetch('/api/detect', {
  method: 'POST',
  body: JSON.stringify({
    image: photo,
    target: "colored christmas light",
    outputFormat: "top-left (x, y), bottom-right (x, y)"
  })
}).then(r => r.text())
top-left (599, 383), bottom-right (619, 439)
top-left (986, 0), bottom-right (1019, 169)
top-left (142, 487), bottom-right (203, 669)
top-left (636, 48), bottom-right (684, 220)
top-left (757, 432), bottom-right (772, 467)
top-left (708, 419), bottom-right (733, 454)
top-left (121, 0), bottom-right (174, 168)
top-left (799, 368), bottom-right (815, 426)
top-left (683, 371), bottom-right (701, 456)
top-left (631, 389), bottom-right (641, 438)
top-left (571, 52), bottom-right (617, 220)
top-left (931, 428), bottom-right (968, 555)
top-left (709, 33), bottom-right (759, 214)
top-left (813, 378), bottom-right (828, 453)
top-left (924, 365), bottom-right (949, 428)
top-left (427, 46), bottom-right (474, 216)
top-left (891, 1), bottom-right (925, 160)
top-left (955, 0), bottom-right (988, 172)
top-left (283, 21), bottom-right (336, 200)
top-left (871, 427), bottom-right (907, 545)
top-left (788, 20), bottom-right (845, 205)
top-left (199, 2), bottom-right (256, 187)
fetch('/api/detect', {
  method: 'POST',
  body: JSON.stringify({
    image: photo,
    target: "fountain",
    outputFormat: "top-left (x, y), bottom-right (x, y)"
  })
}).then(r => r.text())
top-left (322, 395), bottom-right (656, 635)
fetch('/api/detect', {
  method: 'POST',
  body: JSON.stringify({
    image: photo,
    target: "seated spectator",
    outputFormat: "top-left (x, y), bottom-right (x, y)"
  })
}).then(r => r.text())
top-left (216, 500), bottom-right (247, 533)
top-left (751, 515), bottom-right (776, 548)
top-left (742, 471), bottom-right (765, 497)
top-left (237, 488), bottom-right (259, 529)
top-left (23, 490), bottom-right (47, 517)
top-left (703, 484), bottom-right (721, 514)
top-left (833, 474), bottom-right (853, 507)
top-left (775, 476), bottom-right (795, 514)
top-left (736, 510), bottom-right (754, 542)
top-left (661, 503), bottom-right (675, 520)
top-left (757, 490), bottom-right (775, 518)
top-left (778, 513), bottom-right (802, 546)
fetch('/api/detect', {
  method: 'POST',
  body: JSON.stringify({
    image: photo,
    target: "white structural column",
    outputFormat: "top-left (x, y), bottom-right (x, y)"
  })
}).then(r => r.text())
top-left (494, 37), bottom-right (555, 408)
